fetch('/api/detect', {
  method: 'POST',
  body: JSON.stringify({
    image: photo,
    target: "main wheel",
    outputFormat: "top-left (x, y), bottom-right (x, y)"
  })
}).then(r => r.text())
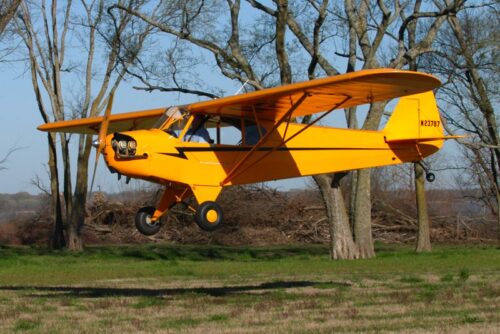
top-left (135, 206), bottom-right (162, 236)
top-left (194, 201), bottom-right (223, 231)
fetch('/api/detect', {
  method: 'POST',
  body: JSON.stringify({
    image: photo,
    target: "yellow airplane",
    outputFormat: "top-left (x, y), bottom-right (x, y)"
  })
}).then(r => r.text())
top-left (39, 69), bottom-right (452, 235)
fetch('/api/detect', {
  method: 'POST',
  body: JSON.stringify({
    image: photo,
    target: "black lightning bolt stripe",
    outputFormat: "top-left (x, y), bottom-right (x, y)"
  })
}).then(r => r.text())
top-left (158, 146), bottom-right (390, 160)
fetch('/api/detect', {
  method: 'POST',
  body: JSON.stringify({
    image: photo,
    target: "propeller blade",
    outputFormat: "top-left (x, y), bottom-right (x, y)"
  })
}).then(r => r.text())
top-left (89, 93), bottom-right (115, 199)
top-left (88, 149), bottom-right (100, 198)
top-left (97, 93), bottom-right (114, 153)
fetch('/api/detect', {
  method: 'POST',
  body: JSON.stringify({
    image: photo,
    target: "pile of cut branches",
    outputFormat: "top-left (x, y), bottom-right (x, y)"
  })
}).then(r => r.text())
top-left (82, 186), bottom-right (331, 245)
top-left (11, 186), bottom-right (496, 246)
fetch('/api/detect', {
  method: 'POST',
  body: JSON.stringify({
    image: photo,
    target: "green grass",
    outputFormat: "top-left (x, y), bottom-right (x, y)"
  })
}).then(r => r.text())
top-left (131, 296), bottom-right (165, 309)
top-left (459, 267), bottom-right (471, 281)
top-left (13, 319), bottom-right (41, 332)
top-left (0, 243), bottom-right (497, 285)
top-left (0, 243), bottom-right (498, 333)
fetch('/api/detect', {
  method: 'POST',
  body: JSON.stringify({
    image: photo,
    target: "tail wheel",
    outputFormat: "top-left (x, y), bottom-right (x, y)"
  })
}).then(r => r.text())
top-left (135, 206), bottom-right (162, 236)
top-left (426, 172), bottom-right (436, 183)
top-left (195, 201), bottom-right (223, 231)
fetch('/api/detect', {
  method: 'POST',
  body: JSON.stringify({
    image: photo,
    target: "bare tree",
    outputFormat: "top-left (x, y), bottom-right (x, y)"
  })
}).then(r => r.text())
top-left (15, 0), bottom-right (151, 250)
top-left (343, 0), bottom-right (465, 257)
top-left (424, 3), bottom-right (499, 242)
top-left (0, 146), bottom-right (21, 172)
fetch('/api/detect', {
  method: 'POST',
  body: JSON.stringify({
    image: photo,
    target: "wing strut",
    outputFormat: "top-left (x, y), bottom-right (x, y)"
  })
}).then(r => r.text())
top-left (220, 94), bottom-right (352, 186)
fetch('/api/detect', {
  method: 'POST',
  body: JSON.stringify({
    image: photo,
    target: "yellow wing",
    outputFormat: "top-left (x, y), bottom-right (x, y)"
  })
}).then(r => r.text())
top-left (38, 69), bottom-right (440, 133)
top-left (38, 108), bottom-right (168, 134)
top-left (188, 69), bottom-right (440, 120)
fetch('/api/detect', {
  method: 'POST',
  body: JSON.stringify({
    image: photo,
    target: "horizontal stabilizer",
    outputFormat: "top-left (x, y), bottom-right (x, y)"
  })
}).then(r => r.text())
top-left (385, 135), bottom-right (464, 144)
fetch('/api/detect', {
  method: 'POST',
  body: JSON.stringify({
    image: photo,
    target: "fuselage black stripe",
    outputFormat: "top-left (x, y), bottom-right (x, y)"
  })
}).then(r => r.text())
top-left (187, 146), bottom-right (388, 152)
top-left (158, 146), bottom-right (391, 158)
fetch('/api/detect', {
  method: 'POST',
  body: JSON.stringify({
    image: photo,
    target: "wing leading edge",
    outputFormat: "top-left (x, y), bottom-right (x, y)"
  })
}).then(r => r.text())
top-left (188, 69), bottom-right (440, 120)
top-left (38, 69), bottom-right (440, 134)
top-left (38, 108), bottom-right (168, 134)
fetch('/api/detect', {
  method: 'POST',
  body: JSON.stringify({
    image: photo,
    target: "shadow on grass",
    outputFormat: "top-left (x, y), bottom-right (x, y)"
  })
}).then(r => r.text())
top-left (0, 280), bottom-right (351, 298)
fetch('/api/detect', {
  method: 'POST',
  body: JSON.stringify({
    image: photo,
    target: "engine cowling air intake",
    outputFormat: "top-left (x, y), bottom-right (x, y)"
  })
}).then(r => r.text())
top-left (112, 133), bottom-right (138, 158)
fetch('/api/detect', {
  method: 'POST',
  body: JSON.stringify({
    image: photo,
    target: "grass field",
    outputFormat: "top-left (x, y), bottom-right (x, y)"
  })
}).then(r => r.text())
top-left (0, 243), bottom-right (498, 333)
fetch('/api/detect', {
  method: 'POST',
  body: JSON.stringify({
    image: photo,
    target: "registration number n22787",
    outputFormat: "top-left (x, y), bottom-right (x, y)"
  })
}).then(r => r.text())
top-left (420, 120), bottom-right (440, 127)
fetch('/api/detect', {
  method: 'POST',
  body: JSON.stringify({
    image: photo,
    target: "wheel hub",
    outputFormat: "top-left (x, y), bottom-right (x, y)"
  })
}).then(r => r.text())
top-left (145, 214), bottom-right (157, 226)
top-left (206, 209), bottom-right (218, 223)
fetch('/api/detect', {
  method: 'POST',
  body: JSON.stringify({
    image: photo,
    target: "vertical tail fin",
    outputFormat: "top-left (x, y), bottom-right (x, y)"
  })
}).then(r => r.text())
top-left (384, 91), bottom-right (445, 143)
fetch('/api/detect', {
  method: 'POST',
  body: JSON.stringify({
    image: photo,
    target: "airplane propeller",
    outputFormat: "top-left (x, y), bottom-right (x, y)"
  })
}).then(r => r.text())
top-left (89, 93), bottom-right (114, 198)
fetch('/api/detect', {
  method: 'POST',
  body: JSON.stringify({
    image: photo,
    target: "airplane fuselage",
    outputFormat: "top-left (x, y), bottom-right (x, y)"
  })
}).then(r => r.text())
top-left (103, 122), bottom-right (442, 190)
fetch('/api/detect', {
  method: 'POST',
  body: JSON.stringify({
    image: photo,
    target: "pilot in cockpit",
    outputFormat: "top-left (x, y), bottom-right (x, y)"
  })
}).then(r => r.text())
top-left (185, 115), bottom-right (212, 143)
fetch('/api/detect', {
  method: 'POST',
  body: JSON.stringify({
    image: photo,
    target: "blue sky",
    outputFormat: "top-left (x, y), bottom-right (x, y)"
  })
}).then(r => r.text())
top-left (0, 1), bottom-right (458, 195)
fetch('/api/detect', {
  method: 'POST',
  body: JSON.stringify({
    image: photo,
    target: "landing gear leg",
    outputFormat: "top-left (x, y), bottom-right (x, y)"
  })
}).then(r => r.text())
top-left (191, 186), bottom-right (223, 231)
top-left (135, 185), bottom-right (192, 236)
top-left (417, 161), bottom-right (435, 183)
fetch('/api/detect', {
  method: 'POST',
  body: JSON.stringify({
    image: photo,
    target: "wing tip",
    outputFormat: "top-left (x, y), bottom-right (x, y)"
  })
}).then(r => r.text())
top-left (356, 68), bottom-right (441, 88)
top-left (37, 124), bottom-right (49, 132)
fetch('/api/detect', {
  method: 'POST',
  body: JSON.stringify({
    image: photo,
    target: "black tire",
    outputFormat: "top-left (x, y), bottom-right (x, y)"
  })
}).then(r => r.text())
top-left (194, 201), bottom-right (223, 231)
top-left (426, 172), bottom-right (436, 183)
top-left (135, 206), bottom-right (162, 236)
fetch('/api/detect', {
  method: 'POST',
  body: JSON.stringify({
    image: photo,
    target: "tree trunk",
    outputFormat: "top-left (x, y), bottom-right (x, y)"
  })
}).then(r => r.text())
top-left (496, 189), bottom-right (500, 246)
top-left (351, 101), bottom-right (386, 258)
top-left (60, 134), bottom-right (73, 224)
top-left (67, 135), bottom-right (92, 251)
top-left (66, 223), bottom-right (82, 250)
top-left (314, 174), bottom-right (359, 260)
top-left (353, 169), bottom-right (375, 258)
top-left (47, 133), bottom-right (65, 249)
top-left (414, 163), bottom-right (431, 252)
top-left (349, 170), bottom-right (357, 230)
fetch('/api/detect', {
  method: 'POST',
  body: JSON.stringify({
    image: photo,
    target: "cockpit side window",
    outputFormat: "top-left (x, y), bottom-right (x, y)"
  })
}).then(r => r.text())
top-left (156, 109), bottom-right (267, 146)
top-left (210, 117), bottom-right (267, 146)
top-left (242, 119), bottom-right (266, 145)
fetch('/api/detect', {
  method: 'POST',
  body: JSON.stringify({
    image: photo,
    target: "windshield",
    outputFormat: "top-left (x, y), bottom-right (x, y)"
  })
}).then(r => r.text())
top-left (153, 107), bottom-right (189, 134)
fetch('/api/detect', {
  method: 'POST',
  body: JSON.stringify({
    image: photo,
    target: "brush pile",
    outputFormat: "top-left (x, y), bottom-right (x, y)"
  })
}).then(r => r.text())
top-left (83, 186), bottom-right (331, 245)
top-left (10, 186), bottom-right (496, 246)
